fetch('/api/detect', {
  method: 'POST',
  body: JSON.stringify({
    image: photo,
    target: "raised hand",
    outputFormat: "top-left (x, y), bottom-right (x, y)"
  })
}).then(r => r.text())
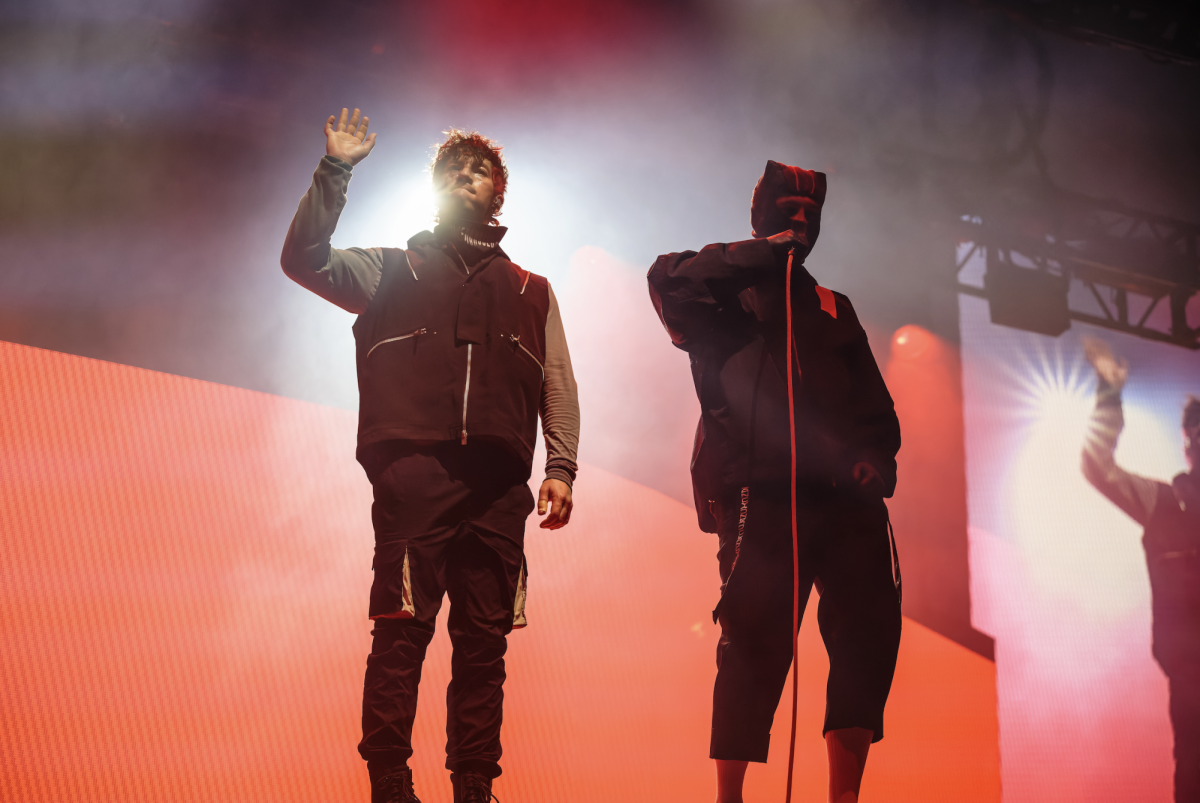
top-left (324, 108), bottom-right (377, 166)
top-left (1082, 336), bottom-right (1129, 390)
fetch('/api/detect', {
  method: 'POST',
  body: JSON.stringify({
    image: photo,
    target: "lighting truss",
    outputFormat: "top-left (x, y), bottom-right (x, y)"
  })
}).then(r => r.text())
top-left (954, 183), bottom-right (1200, 349)
top-left (972, 0), bottom-right (1200, 65)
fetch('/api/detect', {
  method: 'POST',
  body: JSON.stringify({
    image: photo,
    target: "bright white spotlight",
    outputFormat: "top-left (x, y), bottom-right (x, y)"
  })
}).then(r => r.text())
top-left (1005, 341), bottom-right (1176, 621)
top-left (334, 174), bottom-right (437, 250)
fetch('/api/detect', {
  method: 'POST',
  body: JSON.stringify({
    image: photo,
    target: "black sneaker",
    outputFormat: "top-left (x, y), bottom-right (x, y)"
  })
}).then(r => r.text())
top-left (371, 767), bottom-right (421, 803)
top-left (451, 770), bottom-right (499, 803)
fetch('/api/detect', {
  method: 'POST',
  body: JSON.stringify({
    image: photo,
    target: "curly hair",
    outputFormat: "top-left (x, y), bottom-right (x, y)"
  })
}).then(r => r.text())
top-left (431, 129), bottom-right (508, 225)
top-left (1184, 395), bottom-right (1200, 433)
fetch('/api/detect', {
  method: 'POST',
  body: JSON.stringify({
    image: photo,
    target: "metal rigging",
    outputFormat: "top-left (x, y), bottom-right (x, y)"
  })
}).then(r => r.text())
top-left (955, 181), bottom-right (1200, 348)
top-left (972, 0), bottom-right (1200, 66)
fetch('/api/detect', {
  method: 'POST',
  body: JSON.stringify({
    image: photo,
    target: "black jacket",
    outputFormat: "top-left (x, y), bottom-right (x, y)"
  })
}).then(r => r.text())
top-left (648, 237), bottom-right (900, 532)
top-left (1144, 473), bottom-right (1200, 673)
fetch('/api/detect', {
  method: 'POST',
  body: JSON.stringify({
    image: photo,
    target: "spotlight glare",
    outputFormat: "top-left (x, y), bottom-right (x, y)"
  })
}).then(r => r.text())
top-left (1004, 341), bottom-right (1175, 620)
top-left (335, 174), bottom-right (437, 250)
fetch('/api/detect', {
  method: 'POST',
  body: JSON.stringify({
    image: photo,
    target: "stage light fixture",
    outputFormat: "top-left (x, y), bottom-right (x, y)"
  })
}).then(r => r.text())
top-left (983, 258), bottom-right (1071, 338)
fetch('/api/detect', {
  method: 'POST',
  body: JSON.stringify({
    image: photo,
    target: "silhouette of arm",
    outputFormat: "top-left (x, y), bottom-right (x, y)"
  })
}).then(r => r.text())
top-left (1080, 380), bottom-right (1163, 526)
top-left (647, 238), bottom-right (777, 350)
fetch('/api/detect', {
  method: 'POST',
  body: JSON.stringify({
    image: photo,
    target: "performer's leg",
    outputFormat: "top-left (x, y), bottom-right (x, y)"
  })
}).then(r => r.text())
top-left (444, 532), bottom-right (520, 779)
top-left (359, 449), bottom-right (463, 782)
top-left (443, 452), bottom-right (532, 780)
top-left (715, 759), bottom-right (749, 803)
top-left (711, 493), bottom-right (814, 765)
top-left (1168, 670), bottom-right (1200, 803)
top-left (825, 727), bottom-right (872, 803)
top-left (361, 618), bottom-right (437, 783)
top-left (815, 497), bottom-right (901, 800)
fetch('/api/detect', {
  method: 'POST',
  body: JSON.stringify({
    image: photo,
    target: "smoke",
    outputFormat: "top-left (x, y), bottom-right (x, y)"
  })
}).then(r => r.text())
top-left (4, 4), bottom-right (1200, 800)
top-left (1, 0), bottom-right (1198, 490)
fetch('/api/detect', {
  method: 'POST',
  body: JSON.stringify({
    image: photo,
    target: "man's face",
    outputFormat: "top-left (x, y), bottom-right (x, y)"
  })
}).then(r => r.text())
top-left (1185, 425), bottom-right (1199, 472)
top-left (434, 153), bottom-right (496, 223)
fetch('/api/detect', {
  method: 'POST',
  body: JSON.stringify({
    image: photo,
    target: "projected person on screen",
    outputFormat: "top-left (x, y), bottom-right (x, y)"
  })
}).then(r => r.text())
top-left (1081, 337), bottom-right (1199, 803)
top-left (647, 161), bottom-right (902, 803)
top-left (280, 109), bottom-right (580, 803)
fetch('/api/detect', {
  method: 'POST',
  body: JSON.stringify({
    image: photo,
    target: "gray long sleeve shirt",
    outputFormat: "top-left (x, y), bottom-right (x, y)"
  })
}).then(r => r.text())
top-left (282, 155), bottom-right (580, 485)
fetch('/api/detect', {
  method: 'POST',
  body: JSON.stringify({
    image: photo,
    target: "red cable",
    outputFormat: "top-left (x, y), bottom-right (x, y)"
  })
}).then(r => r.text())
top-left (784, 246), bottom-right (800, 803)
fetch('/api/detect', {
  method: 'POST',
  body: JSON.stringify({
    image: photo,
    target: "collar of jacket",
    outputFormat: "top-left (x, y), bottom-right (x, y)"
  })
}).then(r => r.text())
top-left (408, 224), bottom-right (511, 272)
top-left (433, 219), bottom-right (508, 249)
top-left (406, 224), bottom-right (514, 345)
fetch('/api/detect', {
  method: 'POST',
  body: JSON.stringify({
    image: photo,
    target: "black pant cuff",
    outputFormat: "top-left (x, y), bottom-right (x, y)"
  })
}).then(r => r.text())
top-left (823, 715), bottom-right (883, 743)
top-left (709, 727), bottom-right (771, 763)
top-left (366, 758), bottom-right (410, 785)
top-left (448, 758), bottom-right (502, 779)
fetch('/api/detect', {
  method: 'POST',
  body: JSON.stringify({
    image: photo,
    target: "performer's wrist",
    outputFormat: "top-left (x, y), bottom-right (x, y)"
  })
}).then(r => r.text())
top-left (543, 468), bottom-right (574, 488)
top-left (323, 154), bottom-right (354, 172)
top-left (1095, 379), bottom-right (1123, 406)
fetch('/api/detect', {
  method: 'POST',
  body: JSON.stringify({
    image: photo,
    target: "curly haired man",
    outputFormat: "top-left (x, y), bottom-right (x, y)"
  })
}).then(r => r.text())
top-left (281, 109), bottom-right (580, 803)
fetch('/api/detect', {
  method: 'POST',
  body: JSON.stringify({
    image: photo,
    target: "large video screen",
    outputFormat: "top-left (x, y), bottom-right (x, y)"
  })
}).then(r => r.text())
top-left (2, 261), bottom-right (1001, 803)
top-left (960, 290), bottom-right (1199, 803)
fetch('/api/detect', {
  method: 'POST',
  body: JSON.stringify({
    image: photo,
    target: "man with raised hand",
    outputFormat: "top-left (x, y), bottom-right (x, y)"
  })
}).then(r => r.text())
top-left (648, 160), bottom-right (902, 803)
top-left (1081, 337), bottom-right (1199, 803)
top-left (281, 108), bottom-right (580, 803)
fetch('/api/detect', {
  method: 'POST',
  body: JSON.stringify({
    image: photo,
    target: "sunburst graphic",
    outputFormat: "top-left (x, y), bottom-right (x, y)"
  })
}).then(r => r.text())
top-left (1000, 335), bottom-right (1173, 621)
top-left (999, 336), bottom-right (1094, 428)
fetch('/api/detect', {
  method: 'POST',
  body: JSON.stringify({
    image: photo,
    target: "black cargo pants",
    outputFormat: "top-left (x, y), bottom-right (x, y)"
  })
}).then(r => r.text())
top-left (358, 442), bottom-right (532, 782)
top-left (710, 484), bottom-right (902, 762)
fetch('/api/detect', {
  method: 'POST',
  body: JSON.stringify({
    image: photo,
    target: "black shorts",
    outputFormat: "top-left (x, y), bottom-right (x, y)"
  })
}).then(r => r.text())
top-left (710, 485), bottom-right (902, 761)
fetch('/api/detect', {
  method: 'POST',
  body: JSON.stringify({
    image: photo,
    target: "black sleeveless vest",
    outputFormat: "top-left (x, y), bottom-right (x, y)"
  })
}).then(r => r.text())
top-left (1143, 473), bottom-right (1200, 675)
top-left (351, 231), bottom-right (551, 479)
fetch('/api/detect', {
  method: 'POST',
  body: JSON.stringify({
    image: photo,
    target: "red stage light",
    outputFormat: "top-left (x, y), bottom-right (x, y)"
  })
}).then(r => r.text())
top-left (891, 324), bottom-right (935, 361)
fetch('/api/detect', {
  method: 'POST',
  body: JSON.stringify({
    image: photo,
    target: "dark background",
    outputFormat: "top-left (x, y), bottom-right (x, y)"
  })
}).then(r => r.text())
top-left (3, 0), bottom-right (1195, 398)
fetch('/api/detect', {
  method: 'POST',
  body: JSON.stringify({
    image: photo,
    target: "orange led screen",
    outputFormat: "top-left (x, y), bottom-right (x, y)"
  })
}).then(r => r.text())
top-left (1, 340), bottom-right (999, 802)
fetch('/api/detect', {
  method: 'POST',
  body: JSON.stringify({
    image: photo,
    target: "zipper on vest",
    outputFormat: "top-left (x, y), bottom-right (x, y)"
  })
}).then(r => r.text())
top-left (447, 243), bottom-right (470, 276)
top-left (366, 328), bottom-right (429, 359)
top-left (461, 343), bottom-right (473, 445)
top-left (504, 333), bottom-right (544, 379)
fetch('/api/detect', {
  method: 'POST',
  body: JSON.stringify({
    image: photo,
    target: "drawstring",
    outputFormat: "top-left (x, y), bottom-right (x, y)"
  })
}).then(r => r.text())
top-left (888, 511), bottom-right (903, 603)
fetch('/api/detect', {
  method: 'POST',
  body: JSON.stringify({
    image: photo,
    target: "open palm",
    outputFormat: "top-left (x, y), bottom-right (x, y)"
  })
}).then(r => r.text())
top-left (325, 107), bottom-right (377, 166)
top-left (1082, 336), bottom-right (1128, 390)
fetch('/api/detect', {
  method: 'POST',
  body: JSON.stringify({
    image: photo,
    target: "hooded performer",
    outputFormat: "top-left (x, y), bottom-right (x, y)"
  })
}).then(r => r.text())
top-left (648, 162), bottom-right (902, 803)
